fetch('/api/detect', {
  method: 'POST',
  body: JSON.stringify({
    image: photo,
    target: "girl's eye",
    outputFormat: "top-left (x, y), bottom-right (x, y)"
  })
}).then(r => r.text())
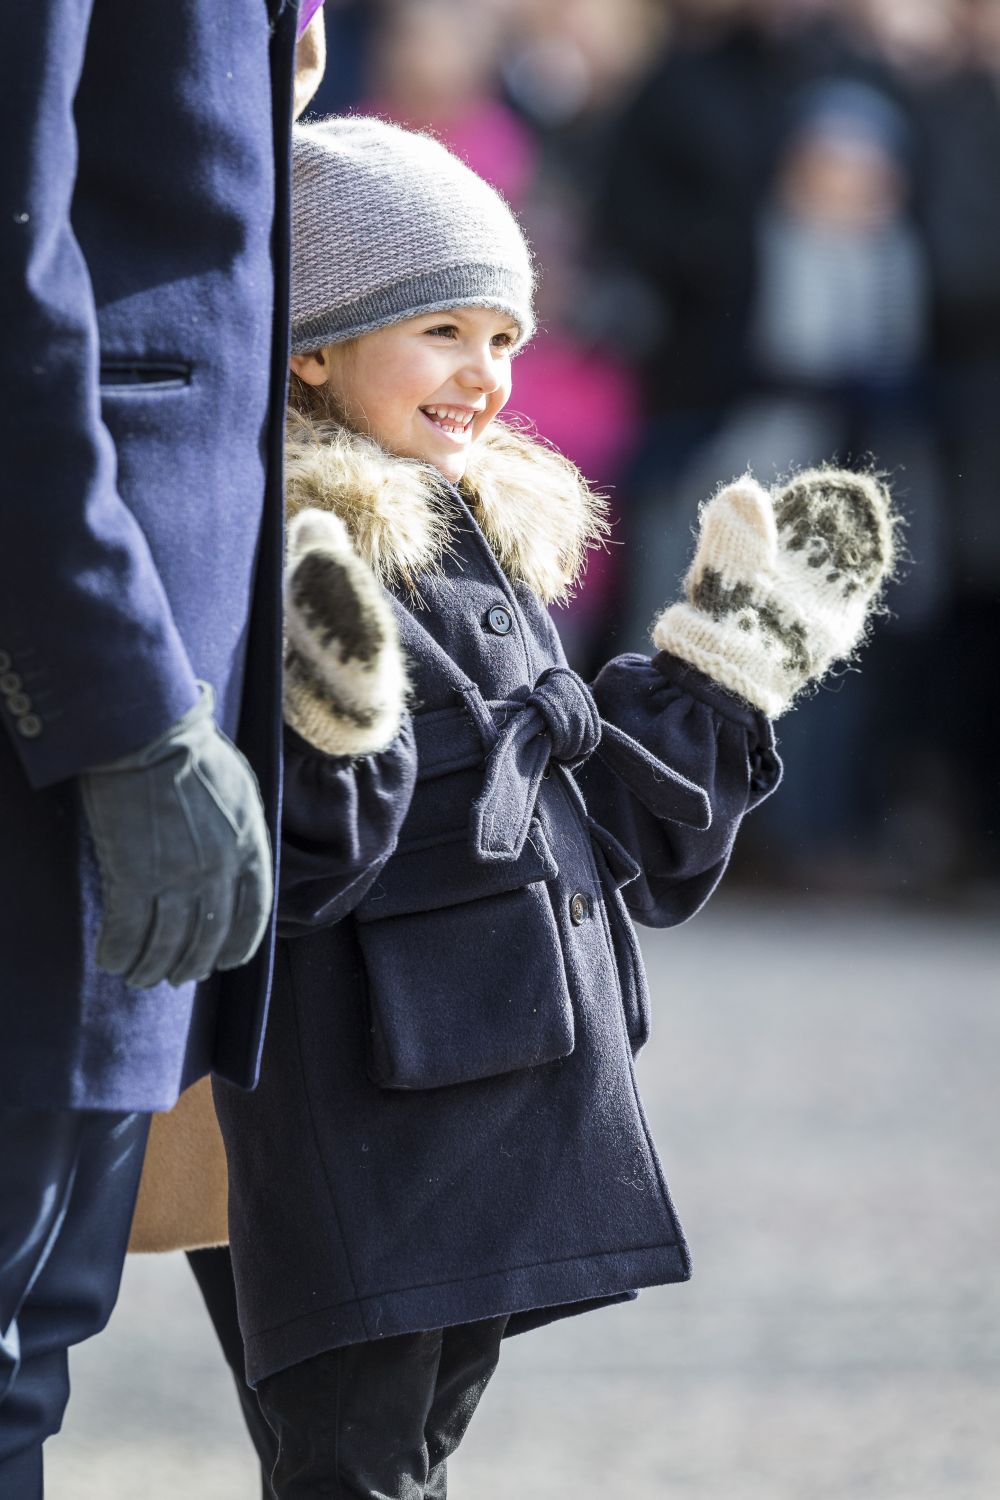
top-left (491, 332), bottom-right (515, 350)
top-left (426, 324), bottom-right (459, 339)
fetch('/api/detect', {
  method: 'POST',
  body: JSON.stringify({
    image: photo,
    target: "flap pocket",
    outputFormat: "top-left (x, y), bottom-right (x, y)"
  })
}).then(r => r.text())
top-left (358, 882), bottom-right (574, 1091)
top-left (356, 816), bottom-right (558, 922)
top-left (354, 753), bottom-right (573, 1091)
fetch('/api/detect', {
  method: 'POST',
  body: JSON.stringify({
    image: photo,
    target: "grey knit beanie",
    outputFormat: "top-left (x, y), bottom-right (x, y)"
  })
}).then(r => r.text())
top-left (291, 116), bottom-right (536, 354)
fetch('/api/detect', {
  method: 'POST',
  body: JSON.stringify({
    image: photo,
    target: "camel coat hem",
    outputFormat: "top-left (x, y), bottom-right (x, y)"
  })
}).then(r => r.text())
top-left (128, 1076), bottom-right (229, 1253)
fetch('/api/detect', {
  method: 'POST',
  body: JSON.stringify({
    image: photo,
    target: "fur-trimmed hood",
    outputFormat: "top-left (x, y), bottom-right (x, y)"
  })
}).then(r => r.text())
top-left (284, 411), bottom-right (609, 605)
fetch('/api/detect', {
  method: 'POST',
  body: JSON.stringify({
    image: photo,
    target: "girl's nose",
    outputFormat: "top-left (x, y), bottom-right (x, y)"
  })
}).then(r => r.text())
top-left (459, 344), bottom-right (501, 393)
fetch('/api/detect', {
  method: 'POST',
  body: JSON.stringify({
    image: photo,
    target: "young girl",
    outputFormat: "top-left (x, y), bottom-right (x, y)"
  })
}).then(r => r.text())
top-left (213, 116), bottom-right (896, 1497)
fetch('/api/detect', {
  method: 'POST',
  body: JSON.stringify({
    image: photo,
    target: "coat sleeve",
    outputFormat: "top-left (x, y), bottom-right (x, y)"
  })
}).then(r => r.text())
top-left (576, 650), bottom-right (782, 928)
top-left (277, 717), bottom-right (418, 938)
top-left (0, 3), bottom-right (200, 788)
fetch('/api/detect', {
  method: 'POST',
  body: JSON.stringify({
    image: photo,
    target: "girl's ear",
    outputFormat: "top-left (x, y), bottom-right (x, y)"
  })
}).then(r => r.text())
top-left (289, 350), bottom-right (328, 386)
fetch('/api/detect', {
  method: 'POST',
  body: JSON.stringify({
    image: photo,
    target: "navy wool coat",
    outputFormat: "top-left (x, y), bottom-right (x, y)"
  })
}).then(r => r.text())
top-left (215, 421), bottom-right (781, 1385)
top-left (0, 2), bottom-right (298, 1110)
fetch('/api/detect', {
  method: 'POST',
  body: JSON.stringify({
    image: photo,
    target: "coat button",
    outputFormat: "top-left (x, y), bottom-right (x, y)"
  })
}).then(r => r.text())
top-left (0, 653), bottom-right (12, 675)
top-left (17, 714), bottom-right (42, 739)
top-left (485, 604), bottom-right (513, 636)
top-left (569, 891), bottom-right (590, 926)
top-left (8, 692), bottom-right (31, 716)
top-left (0, 671), bottom-right (22, 694)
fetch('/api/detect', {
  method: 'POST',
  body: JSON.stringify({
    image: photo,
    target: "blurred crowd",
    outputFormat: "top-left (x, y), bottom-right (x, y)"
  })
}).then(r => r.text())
top-left (307, 0), bottom-right (1000, 898)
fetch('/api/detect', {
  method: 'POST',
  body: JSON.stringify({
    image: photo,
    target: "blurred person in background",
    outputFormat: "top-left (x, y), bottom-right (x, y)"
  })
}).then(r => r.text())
top-left (497, 0), bottom-right (669, 670)
top-left (593, 0), bottom-right (1000, 893)
top-left (592, 0), bottom-right (836, 647)
top-left (843, 0), bottom-right (965, 79)
top-left (906, 0), bottom-right (1000, 883)
top-left (679, 76), bottom-right (947, 888)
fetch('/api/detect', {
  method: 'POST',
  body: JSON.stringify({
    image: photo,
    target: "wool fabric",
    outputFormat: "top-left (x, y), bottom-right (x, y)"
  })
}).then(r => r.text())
top-left (653, 469), bottom-right (897, 717)
top-left (213, 420), bottom-right (782, 1386)
top-left (290, 117), bottom-right (535, 353)
top-left (283, 506), bottom-right (408, 757)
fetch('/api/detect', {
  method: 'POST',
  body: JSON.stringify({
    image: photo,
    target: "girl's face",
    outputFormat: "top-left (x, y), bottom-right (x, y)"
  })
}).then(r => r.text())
top-left (290, 306), bottom-right (517, 483)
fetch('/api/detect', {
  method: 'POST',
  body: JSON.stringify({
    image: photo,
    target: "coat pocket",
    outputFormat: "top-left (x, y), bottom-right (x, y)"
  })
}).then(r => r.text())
top-left (354, 814), bottom-right (575, 1090)
top-left (99, 360), bottom-right (192, 394)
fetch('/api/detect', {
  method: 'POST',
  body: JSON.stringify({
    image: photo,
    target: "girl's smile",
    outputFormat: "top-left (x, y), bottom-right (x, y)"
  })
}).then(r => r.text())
top-left (419, 403), bottom-right (482, 443)
top-left (290, 307), bottom-right (517, 483)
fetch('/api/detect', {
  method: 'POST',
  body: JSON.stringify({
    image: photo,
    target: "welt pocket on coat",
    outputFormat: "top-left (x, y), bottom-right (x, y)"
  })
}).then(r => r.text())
top-left (354, 813), bottom-right (573, 1091)
top-left (98, 360), bottom-right (192, 393)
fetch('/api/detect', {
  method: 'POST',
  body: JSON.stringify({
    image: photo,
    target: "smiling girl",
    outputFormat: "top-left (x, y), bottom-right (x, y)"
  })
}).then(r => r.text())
top-left (293, 305), bottom-right (518, 482)
top-left (212, 117), bottom-right (897, 1498)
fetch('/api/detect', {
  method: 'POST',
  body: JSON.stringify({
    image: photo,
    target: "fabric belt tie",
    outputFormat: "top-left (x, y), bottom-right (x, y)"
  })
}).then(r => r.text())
top-left (462, 666), bottom-right (711, 865)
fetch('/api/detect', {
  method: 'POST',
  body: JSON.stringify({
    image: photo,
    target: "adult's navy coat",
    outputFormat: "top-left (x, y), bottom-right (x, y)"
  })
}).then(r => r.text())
top-left (216, 421), bottom-right (782, 1386)
top-left (0, 2), bottom-right (298, 1110)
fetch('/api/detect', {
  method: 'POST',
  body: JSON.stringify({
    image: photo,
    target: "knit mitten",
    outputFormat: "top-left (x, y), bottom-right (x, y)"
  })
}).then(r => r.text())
top-left (652, 468), bottom-right (897, 717)
top-left (283, 507), bottom-right (408, 755)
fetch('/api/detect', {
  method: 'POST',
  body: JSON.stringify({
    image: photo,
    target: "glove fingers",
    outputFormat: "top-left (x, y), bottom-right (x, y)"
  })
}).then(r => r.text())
top-left (95, 893), bottom-right (156, 978)
top-left (161, 875), bottom-right (234, 986)
top-left (214, 846), bottom-right (273, 971)
top-left (124, 889), bottom-right (199, 990)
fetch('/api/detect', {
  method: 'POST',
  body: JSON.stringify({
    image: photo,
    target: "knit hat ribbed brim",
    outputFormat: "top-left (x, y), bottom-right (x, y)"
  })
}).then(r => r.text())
top-left (290, 117), bottom-right (536, 354)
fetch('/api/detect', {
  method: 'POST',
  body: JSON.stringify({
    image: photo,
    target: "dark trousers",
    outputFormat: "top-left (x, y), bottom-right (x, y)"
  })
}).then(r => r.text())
top-left (187, 1245), bottom-right (506, 1500)
top-left (187, 1246), bottom-right (279, 1498)
top-left (0, 1107), bottom-right (150, 1499)
top-left (257, 1316), bottom-right (509, 1499)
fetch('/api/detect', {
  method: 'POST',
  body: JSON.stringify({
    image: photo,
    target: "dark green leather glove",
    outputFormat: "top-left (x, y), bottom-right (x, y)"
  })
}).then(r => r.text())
top-left (80, 684), bottom-right (273, 989)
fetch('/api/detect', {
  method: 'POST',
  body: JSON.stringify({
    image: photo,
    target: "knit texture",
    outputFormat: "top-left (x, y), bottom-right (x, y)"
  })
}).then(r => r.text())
top-left (291, 117), bottom-right (535, 352)
top-left (653, 468), bottom-right (897, 717)
top-left (284, 508), bottom-right (408, 756)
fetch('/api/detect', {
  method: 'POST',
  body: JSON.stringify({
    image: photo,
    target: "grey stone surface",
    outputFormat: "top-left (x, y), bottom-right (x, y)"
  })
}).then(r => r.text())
top-left (46, 897), bottom-right (1000, 1498)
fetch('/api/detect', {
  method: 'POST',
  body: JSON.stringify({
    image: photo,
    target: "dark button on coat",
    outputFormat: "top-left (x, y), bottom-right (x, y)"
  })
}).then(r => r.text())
top-left (216, 422), bottom-right (781, 1385)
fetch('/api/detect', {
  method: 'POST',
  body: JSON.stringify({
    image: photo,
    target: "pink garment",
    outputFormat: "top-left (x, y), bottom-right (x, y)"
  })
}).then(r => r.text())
top-left (367, 97), bottom-right (536, 204)
top-left (298, 0), bottom-right (324, 37)
top-left (434, 99), bottom-right (536, 204)
top-left (510, 334), bottom-right (641, 615)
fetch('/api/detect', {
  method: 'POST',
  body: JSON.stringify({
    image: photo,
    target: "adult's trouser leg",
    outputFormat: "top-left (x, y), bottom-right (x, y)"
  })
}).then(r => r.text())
top-left (0, 1107), bottom-right (150, 1499)
top-left (256, 1315), bottom-right (509, 1500)
top-left (186, 1245), bottom-right (278, 1499)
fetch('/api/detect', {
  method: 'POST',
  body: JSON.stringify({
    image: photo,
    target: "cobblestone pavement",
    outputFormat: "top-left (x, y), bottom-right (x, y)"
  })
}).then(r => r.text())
top-left (47, 896), bottom-right (1000, 1499)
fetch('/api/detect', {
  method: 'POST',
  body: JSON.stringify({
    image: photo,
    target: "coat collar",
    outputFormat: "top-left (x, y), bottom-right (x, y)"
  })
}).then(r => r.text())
top-left (284, 412), bottom-right (609, 605)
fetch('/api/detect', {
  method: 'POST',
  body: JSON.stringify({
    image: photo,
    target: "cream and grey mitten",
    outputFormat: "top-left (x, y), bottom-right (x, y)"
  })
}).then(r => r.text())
top-left (283, 508), bottom-right (408, 754)
top-left (653, 468), bottom-right (897, 717)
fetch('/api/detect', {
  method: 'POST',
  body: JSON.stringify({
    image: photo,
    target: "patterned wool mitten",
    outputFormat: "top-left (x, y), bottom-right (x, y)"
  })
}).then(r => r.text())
top-left (283, 507), bottom-right (408, 754)
top-left (652, 468), bottom-right (897, 717)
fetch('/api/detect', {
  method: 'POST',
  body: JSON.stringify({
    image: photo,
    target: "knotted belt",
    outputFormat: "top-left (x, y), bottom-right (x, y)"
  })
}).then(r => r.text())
top-left (413, 665), bottom-right (712, 866)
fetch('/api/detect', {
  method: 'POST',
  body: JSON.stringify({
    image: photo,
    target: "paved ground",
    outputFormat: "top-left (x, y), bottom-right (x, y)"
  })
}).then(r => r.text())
top-left (46, 896), bottom-right (1000, 1499)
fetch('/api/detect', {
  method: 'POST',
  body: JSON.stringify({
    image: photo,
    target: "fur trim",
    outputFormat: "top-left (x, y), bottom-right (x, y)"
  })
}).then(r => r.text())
top-left (285, 411), bottom-right (609, 605)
